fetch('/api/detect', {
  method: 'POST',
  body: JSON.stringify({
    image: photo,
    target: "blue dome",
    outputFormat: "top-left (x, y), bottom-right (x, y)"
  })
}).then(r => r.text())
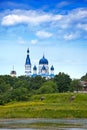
top-left (39, 55), bottom-right (48, 65)
top-left (50, 65), bottom-right (54, 70)
top-left (42, 65), bottom-right (46, 70)
top-left (33, 65), bottom-right (37, 70)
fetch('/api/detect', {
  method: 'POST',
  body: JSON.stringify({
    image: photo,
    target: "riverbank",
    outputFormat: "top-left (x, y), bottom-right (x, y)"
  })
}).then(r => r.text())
top-left (0, 93), bottom-right (87, 118)
top-left (0, 118), bottom-right (87, 129)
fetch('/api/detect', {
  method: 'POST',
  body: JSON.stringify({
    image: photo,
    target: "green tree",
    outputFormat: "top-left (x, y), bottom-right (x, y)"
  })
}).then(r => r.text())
top-left (29, 76), bottom-right (46, 90)
top-left (81, 73), bottom-right (87, 81)
top-left (10, 87), bottom-right (29, 101)
top-left (0, 75), bottom-right (18, 89)
top-left (38, 80), bottom-right (57, 94)
top-left (70, 79), bottom-right (82, 92)
top-left (54, 72), bottom-right (72, 92)
top-left (0, 82), bottom-right (11, 93)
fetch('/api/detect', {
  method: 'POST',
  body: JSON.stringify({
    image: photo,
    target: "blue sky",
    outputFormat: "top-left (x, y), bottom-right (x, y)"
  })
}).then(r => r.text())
top-left (0, 0), bottom-right (87, 79)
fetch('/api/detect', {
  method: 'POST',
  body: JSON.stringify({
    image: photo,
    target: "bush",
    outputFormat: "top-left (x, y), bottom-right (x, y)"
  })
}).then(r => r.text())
top-left (37, 80), bottom-right (58, 94)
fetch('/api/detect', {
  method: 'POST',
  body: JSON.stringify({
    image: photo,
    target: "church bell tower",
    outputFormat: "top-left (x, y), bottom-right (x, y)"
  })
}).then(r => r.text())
top-left (25, 48), bottom-right (31, 76)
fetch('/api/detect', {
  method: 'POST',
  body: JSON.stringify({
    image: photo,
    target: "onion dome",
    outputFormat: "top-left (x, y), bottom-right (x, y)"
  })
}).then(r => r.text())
top-left (39, 55), bottom-right (48, 65)
top-left (25, 48), bottom-right (31, 65)
top-left (33, 65), bottom-right (37, 70)
top-left (50, 65), bottom-right (54, 71)
top-left (42, 65), bottom-right (46, 70)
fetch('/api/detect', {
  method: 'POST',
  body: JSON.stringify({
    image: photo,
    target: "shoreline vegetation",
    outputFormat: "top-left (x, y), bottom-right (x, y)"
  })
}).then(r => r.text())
top-left (0, 121), bottom-right (83, 129)
top-left (0, 118), bottom-right (86, 129)
top-left (0, 93), bottom-right (87, 119)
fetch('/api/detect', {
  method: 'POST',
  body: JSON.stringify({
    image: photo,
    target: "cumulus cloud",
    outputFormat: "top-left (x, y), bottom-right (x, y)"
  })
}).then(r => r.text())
top-left (1, 8), bottom-right (87, 28)
top-left (69, 8), bottom-right (87, 20)
top-left (0, 8), bottom-right (87, 40)
top-left (1, 10), bottom-right (62, 26)
top-left (36, 30), bottom-right (53, 38)
top-left (77, 23), bottom-right (87, 31)
top-left (64, 32), bottom-right (79, 40)
top-left (60, 8), bottom-right (87, 29)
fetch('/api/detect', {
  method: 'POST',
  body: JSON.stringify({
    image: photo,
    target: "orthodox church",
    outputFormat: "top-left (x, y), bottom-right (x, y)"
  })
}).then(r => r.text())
top-left (10, 66), bottom-right (16, 77)
top-left (25, 48), bottom-right (54, 78)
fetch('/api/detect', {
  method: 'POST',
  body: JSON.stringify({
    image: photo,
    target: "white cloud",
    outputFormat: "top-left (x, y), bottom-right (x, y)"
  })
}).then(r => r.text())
top-left (77, 23), bottom-right (87, 31)
top-left (0, 8), bottom-right (87, 40)
top-left (64, 32), bottom-right (79, 40)
top-left (1, 8), bottom-right (87, 28)
top-left (1, 10), bottom-right (62, 26)
top-left (66, 8), bottom-right (87, 23)
top-left (36, 30), bottom-right (53, 38)
top-left (57, 1), bottom-right (70, 8)
top-left (64, 34), bottom-right (74, 40)
top-left (59, 8), bottom-right (87, 30)
top-left (31, 39), bottom-right (38, 44)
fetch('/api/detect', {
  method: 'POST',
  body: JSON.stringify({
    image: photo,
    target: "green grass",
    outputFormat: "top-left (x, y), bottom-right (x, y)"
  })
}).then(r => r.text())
top-left (0, 93), bottom-right (87, 118)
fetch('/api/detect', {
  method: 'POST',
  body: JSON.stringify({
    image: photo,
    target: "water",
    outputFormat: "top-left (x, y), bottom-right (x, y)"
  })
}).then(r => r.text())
top-left (0, 119), bottom-right (87, 130)
top-left (0, 129), bottom-right (35, 130)
top-left (0, 128), bottom-right (86, 130)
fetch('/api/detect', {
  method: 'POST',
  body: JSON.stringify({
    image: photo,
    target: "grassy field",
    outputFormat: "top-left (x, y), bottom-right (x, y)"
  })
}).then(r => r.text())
top-left (0, 93), bottom-right (87, 118)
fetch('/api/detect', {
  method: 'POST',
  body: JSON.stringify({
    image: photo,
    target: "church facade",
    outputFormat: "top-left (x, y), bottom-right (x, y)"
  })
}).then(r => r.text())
top-left (25, 48), bottom-right (54, 78)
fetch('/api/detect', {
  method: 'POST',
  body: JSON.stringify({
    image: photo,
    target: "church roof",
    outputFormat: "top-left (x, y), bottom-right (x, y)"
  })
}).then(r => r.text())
top-left (10, 66), bottom-right (16, 76)
top-left (42, 65), bottom-right (46, 70)
top-left (25, 48), bottom-right (31, 65)
top-left (25, 55), bottom-right (31, 65)
top-left (10, 70), bottom-right (16, 75)
top-left (33, 65), bottom-right (37, 70)
top-left (50, 65), bottom-right (54, 70)
top-left (39, 55), bottom-right (48, 65)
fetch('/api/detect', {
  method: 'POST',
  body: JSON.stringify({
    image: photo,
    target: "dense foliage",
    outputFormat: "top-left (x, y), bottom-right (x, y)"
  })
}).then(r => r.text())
top-left (0, 72), bottom-right (86, 104)
top-left (70, 79), bottom-right (82, 92)
top-left (54, 72), bottom-right (72, 92)
top-left (81, 73), bottom-right (87, 81)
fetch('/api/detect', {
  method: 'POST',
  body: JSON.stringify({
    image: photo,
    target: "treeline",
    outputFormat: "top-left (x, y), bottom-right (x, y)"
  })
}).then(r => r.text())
top-left (0, 72), bottom-right (87, 105)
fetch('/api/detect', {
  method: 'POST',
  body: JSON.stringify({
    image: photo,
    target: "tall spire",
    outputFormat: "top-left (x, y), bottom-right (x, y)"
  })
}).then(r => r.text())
top-left (25, 48), bottom-right (31, 65)
top-left (25, 48), bottom-right (31, 76)
top-left (27, 48), bottom-right (29, 54)
top-left (13, 65), bottom-right (14, 71)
